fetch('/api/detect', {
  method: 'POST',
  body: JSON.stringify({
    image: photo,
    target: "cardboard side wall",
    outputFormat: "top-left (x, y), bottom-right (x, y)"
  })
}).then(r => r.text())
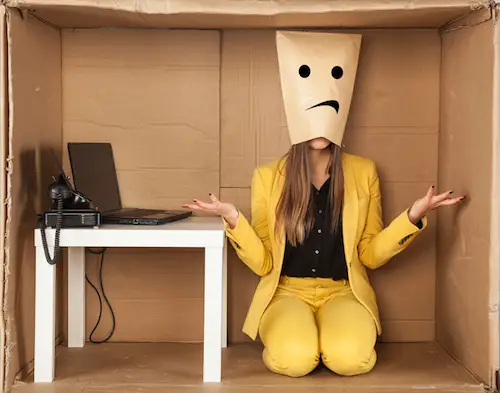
top-left (3, 10), bottom-right (62, 390)
top-left (490, 12), bottom-right (500, 383)
top-left (437, 14), bottom-right (494, 384)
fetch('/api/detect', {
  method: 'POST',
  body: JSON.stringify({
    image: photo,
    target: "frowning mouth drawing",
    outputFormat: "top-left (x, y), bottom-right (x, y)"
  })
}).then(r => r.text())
top-left (306, 100), bottom-right (339, 114)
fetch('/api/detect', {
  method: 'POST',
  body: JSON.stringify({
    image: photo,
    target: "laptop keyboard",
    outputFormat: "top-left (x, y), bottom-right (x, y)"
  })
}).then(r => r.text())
top-left (122, 209), bottom-right (166, 217)
top-left (104, 208), bottom-right (166, 218)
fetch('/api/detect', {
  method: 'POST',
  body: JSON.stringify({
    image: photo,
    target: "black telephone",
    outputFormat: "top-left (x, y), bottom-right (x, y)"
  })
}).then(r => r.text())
top-left (38, 151), bottom-right (101, 265)
top-left (38, 152), bottom-right (112, 343)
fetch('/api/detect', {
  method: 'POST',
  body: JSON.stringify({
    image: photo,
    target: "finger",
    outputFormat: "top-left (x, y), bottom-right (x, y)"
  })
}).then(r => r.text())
top-left (432, 190), bottom-right (454, 204)
top-left (192, 198), bottom-right (217, 211)
top-left (181, 203), bottom-right (203, 210)
top-left (434, 196), bottom-right (466, 208)
top-left (208, 193), bottom-right (219, 203)
top-left (426, 185), bottom-right (435, 198)
top-left (182, 199), bottom-right (213, 209)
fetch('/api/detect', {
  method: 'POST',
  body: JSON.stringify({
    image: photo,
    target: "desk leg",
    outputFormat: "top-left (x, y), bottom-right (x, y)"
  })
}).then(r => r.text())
top-left (68, 247), bottom-right (86, 348)
top-left (222, 240), bottom-right (227, 349)
top-left (34, 246), bottom-right (56, 383)
top-left (204, 247), bottom-right (223, 383)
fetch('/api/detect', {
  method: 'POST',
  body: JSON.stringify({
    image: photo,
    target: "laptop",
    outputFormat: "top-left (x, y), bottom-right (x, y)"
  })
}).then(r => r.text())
top-left (67, 142), bottom-right (192, 225)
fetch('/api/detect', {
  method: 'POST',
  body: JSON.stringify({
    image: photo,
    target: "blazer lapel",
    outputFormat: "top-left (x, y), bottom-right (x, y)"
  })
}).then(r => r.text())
top-left (270, 160), bottom-right (286, 271)
top-left (342, 155), bottom-right (359, 264)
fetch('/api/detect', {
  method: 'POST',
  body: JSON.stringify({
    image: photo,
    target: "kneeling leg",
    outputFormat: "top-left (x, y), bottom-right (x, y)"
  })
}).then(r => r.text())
top-left (317, 293), bottom-right (377, 376)
top-left (259, 295), bottom-right (320, 377)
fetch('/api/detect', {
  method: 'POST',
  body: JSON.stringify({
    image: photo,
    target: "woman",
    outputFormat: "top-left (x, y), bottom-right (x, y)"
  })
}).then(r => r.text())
top-left (182, 137), bottom-right (465, 378)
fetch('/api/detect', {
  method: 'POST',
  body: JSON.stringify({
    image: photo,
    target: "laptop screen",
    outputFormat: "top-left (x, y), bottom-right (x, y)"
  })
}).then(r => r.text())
top-left (68, 142), bottom-right (122, 213)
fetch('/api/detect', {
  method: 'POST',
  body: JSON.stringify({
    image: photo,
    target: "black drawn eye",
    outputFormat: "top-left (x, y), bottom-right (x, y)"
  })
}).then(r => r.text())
top-left (331, 66), bottom-right (343, 79)
top-left (299, 65), bottom-right (310, 78)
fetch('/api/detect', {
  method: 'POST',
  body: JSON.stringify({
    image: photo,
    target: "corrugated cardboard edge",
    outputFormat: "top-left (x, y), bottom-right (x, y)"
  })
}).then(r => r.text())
top-left (2, 0), bottom-right (482, 14)
top-left (3, 6), bottom-right (13, 392)
top-left (490, 2), bottom-right (500, 390)
top-left (0, 5), bottom-right (6, 392)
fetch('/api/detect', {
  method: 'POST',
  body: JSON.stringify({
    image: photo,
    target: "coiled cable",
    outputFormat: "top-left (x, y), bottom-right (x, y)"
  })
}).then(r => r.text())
top-left (38, 193), bottom-right (64, 265)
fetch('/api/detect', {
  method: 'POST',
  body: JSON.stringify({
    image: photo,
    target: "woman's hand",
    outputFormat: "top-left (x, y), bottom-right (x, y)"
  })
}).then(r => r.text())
top-left (408, 185), bottom-right (466, 225)
top-left (182, 193), bottom-right (239, 228)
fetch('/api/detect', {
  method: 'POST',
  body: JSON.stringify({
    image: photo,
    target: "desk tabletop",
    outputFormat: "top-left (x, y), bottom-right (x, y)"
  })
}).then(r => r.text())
top-left (34, 216), bottom-right (227, 248)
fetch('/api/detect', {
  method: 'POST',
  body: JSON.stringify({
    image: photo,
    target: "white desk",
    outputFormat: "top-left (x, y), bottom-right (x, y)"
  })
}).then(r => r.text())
top-left (33, 216), bottom-right (227, 383)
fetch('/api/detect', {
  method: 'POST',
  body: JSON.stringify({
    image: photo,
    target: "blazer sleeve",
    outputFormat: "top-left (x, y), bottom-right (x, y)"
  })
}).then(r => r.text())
top-left (358, 160), bottom-right (427, 269)
top-left (222, 167), bottom-right (273, 276)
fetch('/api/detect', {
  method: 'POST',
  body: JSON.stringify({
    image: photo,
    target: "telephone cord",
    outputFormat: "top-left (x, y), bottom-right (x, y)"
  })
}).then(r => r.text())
top-left (38, 193), bottom-right (63, 265)
top-left (38, 196), bottom-right (115, 342)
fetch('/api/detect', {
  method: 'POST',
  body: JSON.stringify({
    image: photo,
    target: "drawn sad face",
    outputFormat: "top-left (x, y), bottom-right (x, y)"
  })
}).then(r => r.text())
top-left (276, 31), bottom-right (362, 147)
top-left (299, 63), bottom-right (345, 114)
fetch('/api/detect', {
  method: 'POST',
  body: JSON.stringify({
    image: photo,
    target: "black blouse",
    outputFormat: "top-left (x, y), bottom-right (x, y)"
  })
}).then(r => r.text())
top-left (281, 177), bottom-right (348, 281)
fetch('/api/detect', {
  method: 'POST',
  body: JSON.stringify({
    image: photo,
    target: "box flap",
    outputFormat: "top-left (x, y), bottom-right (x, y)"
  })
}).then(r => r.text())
top-left (5, 0), bottom-right (478, 28)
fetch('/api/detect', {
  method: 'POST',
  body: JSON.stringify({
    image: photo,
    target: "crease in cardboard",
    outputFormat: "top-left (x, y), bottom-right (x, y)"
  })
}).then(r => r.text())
top-left (440, 1), bottom-right (495, 33)
top-left (66, 120), bottom-right (213, 136)
top-left (11, 333), bottom-right (63, 384)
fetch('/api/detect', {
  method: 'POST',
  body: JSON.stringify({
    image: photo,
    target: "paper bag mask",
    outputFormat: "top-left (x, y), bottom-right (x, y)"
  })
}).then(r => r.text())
top-left (276, 31), bottom-right (362, 146)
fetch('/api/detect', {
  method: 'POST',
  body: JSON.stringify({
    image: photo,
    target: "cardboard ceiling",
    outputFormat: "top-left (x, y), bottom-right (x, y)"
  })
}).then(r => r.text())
top-left (5, 0), bottom-right (477, 28)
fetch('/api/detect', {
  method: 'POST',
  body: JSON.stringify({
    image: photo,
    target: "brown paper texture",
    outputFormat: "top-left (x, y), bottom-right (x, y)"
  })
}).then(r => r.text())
top-left (276, 31), bottom-right (361, 146)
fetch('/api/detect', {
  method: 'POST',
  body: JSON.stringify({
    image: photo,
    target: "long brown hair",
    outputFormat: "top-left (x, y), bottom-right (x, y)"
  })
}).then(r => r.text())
top-left (275, 142), bottom-right (344, 247)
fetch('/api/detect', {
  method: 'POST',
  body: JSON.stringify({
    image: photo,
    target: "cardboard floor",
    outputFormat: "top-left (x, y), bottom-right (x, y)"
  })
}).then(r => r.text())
top-left (10, 342), bottom-right (484, 393)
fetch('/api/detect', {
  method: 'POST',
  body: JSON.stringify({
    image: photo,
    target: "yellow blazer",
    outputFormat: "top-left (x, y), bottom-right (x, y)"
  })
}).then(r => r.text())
top-left (224, 152), bottom-right (427, 340)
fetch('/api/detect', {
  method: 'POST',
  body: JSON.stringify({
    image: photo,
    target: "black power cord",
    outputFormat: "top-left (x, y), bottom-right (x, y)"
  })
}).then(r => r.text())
top-left (85, 247), bottom-right (116, 344)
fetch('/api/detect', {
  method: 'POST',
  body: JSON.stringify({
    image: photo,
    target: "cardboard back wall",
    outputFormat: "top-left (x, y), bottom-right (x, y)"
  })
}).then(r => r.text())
top-left (58, 28), bottom-right (440, 345)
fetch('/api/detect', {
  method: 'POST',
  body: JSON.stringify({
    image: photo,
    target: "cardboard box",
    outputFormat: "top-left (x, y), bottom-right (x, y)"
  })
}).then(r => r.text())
top-left (0, 0), bottom-right (499, 392)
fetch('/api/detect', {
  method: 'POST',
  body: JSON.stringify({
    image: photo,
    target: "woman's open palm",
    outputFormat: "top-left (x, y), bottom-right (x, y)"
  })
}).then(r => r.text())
top-left (182, 194), bottom-right (238, 219)
top-left (409, 186), bottom-right (466, 224)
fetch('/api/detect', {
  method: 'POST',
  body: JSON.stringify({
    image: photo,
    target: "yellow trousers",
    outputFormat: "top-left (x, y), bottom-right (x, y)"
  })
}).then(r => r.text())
top-left (258, 276), bottom-right (377, 378)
